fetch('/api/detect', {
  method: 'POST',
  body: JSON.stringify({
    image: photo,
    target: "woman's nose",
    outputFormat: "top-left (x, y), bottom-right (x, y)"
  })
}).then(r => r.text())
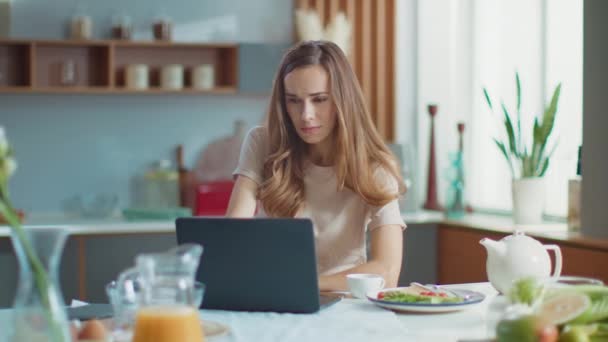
top-left (301, 101), bottom-right (315, 121)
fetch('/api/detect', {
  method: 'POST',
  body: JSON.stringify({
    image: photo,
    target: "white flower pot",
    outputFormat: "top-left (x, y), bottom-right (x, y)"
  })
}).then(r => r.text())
top-left (512, 177), bottom-right (545, 224)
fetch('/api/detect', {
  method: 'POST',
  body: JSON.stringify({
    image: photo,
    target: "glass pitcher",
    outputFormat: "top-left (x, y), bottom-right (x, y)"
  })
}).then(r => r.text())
top-left (115, 243), bottom-right (205, 342)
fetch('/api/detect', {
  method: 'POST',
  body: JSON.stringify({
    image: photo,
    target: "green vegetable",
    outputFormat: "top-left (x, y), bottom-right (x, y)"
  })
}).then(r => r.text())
top-left (570, 295), bottom-right (608, 325)
top-left (510, 277), bottom-right (545, 306)
top-left (382, 291), bottom-right (463, 304)
top-left (559, 323), bottom-right (608, 342)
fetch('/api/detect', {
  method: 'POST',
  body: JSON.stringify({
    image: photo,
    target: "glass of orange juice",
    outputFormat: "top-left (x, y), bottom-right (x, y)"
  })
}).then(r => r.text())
top-left (132, 305), bottom-right (205, 342)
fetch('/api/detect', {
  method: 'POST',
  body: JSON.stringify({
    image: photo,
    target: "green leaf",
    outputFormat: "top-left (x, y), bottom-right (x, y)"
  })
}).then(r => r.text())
top-left (516, 72), bottom-right (521, 113)
top-left (531, 118), bottom-right (544, 172)
top-left (538, 157), bottom-right (550, 177)
top-left (494, 138), bottom-right (515, 177)
top-left (515, 72), bottom-right (523, 158)
top-left (522, 156), bottom-right (530, 177)
top-left (501, 102), bottom-right (518, 157)
top-left (533, 118), bottom-right (542, 147)
top-left (540, 83), bottom-right (562, 143)
top-left (537, 141), bottom-right (559, 176)
top-left (483, 88), bottom-right (493, 110)
top-left (531, 84), bottom-right (561, 177)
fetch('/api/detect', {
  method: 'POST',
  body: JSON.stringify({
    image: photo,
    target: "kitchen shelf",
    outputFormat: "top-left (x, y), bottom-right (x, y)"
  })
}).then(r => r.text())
top-left (0, 38), bottom-right (239, 94)
top-left (0, 42), bottom-right (31, 87)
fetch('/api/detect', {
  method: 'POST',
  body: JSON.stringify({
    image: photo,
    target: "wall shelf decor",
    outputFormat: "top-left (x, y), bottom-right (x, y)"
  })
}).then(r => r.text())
top-left (0, 39), bottom-right (239, 94)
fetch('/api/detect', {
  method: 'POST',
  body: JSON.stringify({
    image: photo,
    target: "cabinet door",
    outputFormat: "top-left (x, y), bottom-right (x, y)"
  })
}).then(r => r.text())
top-left (556, 244), bottom-right (608, 284)
top-left (437, 226), bottom-right (506, 284)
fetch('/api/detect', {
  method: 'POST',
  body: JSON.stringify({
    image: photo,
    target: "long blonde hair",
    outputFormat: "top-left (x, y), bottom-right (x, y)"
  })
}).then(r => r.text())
top-left (259, 40), bottom-right (405, 217)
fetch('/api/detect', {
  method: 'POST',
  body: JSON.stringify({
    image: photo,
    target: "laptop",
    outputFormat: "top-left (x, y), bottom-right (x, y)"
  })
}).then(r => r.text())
top-left (175, 217), bottom-right (341, 313)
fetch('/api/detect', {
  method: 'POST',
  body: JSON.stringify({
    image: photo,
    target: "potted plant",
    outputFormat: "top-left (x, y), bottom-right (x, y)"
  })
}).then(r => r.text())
top-left (483, 73), bottom-right (561, 224)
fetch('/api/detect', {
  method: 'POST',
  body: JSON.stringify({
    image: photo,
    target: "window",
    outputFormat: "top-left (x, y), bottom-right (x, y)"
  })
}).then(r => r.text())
top-left (413, 0), bottom-right (583, 217)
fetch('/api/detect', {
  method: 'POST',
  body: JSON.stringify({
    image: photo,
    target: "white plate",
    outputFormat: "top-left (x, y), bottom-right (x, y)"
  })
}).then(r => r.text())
top-left (366, 287), bottom-right (486, 313)
top-left (102, 317), bottom-right (229, 341)
top-left (203, 319), bottom-right (230, 339)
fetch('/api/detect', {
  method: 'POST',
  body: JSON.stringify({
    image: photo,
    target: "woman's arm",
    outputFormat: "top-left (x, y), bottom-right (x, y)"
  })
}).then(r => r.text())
top-left (318, 224), bottom-right (404, 291)
top-left (225, 175), bottom-right (259, 217)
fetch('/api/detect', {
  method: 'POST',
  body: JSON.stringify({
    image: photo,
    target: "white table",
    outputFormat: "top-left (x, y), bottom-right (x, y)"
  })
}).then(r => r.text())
top-left (0, 283), bottom-right (499, 342)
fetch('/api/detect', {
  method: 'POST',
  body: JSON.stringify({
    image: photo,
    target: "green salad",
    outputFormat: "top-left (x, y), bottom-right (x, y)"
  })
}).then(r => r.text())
top-left (379, 291), bottom-right (464, 304)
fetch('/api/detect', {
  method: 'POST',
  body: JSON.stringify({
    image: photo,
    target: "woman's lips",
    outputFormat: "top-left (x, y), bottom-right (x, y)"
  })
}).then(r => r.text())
top-left (301, 126), bottom-right (321, 135)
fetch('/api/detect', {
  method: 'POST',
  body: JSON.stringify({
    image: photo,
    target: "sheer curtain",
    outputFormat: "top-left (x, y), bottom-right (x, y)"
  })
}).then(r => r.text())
top-left (469, 0), bottom-right (582, 217)
top-left (415, 0), bottom-right (582, 217)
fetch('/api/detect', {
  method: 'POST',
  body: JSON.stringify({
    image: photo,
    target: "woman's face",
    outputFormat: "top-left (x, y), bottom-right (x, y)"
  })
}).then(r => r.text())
top-left (284, 65), bottom-right (337, 146)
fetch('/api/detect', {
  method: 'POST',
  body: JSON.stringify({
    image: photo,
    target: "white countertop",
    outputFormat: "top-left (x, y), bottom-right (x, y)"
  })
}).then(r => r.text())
top-left (0, 210), bottom-right (569, 238)
top-left (0, 211), bottom-right (446, 237)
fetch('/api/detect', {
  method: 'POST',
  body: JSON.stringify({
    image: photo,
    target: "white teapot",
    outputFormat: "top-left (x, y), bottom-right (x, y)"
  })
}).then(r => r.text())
top-left (480, 231), bottom-right (562, 294)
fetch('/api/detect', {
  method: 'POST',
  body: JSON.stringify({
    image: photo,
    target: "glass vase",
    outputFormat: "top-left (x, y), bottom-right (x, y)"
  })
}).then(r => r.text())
top-left (10, 227), bottom-right (71, 342)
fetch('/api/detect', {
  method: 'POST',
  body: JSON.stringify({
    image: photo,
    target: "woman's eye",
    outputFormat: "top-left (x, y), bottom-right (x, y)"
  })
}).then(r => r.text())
top-left (313, 97), bottom-right (328, 103)
top-left (287, 98), bottom-right (299, 104)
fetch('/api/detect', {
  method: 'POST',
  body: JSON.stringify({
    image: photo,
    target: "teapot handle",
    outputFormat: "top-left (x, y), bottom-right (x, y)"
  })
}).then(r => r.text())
top-left (544, 245), bottom-right (563, 278)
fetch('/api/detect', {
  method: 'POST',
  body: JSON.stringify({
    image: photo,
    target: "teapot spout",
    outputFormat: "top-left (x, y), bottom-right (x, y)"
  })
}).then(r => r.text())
top-left (479, 237), bottom-right (506, 258)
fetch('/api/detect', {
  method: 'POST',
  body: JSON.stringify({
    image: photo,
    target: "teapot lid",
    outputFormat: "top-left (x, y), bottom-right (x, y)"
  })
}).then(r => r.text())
top-left (502, 230), bottom-right (544, 247)
top-left (504, 230), bottom-right (527, 240)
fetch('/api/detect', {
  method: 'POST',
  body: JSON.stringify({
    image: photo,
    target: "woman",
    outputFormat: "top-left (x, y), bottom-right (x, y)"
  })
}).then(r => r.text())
top-left (227, 40), bottom-right (406, 292)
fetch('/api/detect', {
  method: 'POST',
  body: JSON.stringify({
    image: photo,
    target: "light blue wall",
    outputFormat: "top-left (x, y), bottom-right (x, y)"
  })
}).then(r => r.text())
top-left (1, 0), bottom-right (293, 212)
top-left (10, 0), bottom-right (292, 43)
top-left (0, 95), bottom-right (268, 212)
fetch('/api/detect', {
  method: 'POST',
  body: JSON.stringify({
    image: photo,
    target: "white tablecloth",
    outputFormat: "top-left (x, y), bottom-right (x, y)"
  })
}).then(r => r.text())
top-left (0, 283), bottom-right (499, 342)
top-left (201, 282), bottom-right (498, 342)
top-left (201, 298), bottom-right (407, 342)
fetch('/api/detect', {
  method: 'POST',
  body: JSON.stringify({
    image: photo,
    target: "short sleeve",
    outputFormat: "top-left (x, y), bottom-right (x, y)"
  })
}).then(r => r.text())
top-left (367, 167), bottom-right (407, 231)
top-left (232, 126), bottom-right (268, 185)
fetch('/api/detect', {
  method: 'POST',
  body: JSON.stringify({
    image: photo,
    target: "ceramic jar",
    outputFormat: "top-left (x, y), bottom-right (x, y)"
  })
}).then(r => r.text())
top-left (160, 64), bottom-right (184, 90)
top-left (71, 15), bottom-right (92, 39)
top-left (125, 64), bottom-right (149, 90)
top-left (192, 64), bottom-right (215, 90)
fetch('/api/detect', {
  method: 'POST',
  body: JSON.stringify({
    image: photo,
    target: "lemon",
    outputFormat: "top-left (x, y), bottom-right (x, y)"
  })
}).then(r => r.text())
top-left (539, 292), bottom-right (591, 325)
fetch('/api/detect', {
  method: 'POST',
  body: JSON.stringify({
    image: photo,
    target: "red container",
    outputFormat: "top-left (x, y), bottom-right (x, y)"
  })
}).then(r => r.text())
top-left (195, 181), bottom-right (235, 216)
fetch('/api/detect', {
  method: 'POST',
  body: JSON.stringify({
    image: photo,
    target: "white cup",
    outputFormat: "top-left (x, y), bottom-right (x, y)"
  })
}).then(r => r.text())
top-left (346, 273), bottom-right (385, 299)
